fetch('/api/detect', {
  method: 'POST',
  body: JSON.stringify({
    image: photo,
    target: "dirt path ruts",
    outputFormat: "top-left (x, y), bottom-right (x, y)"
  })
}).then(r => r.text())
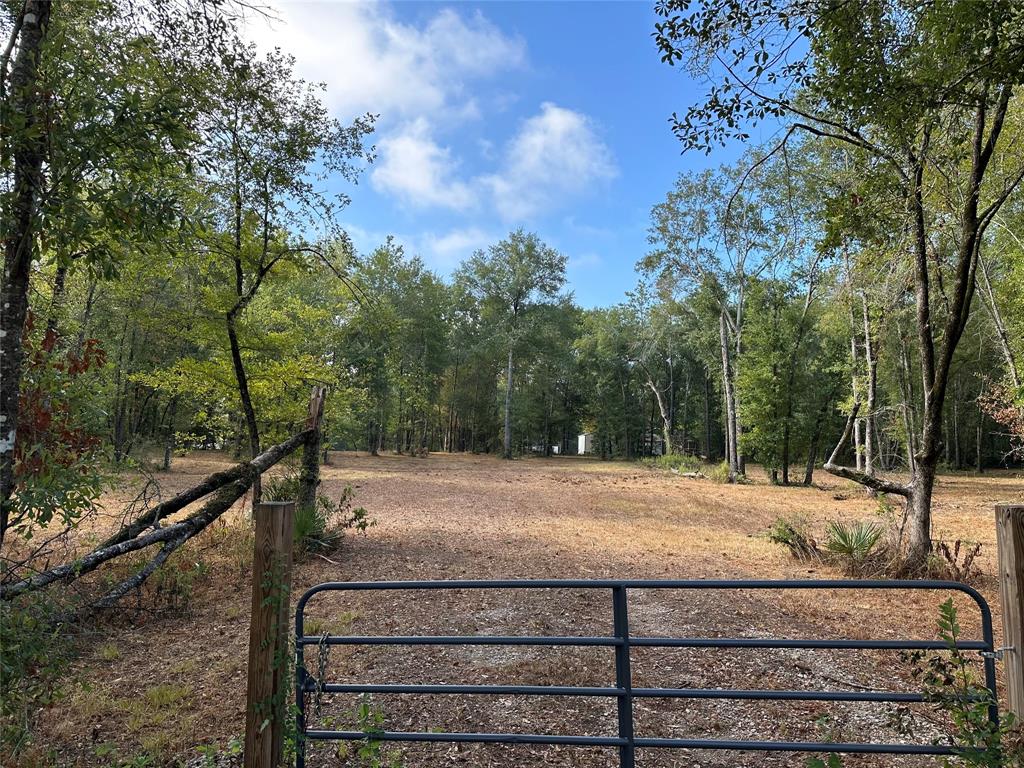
top-left (32, 451), bottom-right (1020, 767)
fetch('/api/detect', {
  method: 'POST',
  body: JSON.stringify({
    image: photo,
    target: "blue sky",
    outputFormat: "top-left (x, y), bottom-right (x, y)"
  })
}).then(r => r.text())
top-left (246, 1), bottom-right (750, 307)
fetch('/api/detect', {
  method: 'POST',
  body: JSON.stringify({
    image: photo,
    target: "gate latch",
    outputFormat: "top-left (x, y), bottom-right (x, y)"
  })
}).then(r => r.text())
top-left (979, 645), bottom-right (1014, 661)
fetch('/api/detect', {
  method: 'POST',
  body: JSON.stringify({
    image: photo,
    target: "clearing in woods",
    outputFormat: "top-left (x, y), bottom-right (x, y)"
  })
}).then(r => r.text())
top-left (37, 452), bottom-right (1021, 767)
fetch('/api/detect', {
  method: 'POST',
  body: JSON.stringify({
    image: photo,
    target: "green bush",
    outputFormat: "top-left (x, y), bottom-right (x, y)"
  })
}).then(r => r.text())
top-left (264, 476), bottom-right (374, 555)
top-left (263, 474), bottom-right (303, 503)
top-left (1, 599), bottom-right (71, 753)
top-left (292, 502), bottom-right (342, 554)
top-left (811, 600), bottom-right (1024, 768)
top-left (643, 453), bottom-right (702, 472)
top-left (336, 695), bottom-right (405, 768)
top-left (824, 520), bottom-right (883, 565)
top-left (707, 461), bottom-right (732, 483)
top-left (766, 516), bottom-right (819, 559)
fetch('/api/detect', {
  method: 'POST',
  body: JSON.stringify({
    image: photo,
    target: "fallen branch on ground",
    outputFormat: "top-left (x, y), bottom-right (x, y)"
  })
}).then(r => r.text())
top-left (99, 429), bottom-right (311, 549)
top-left (823, 402), bottom-right (911, 498)
top-left (1, 428), bottom-right (311, 603)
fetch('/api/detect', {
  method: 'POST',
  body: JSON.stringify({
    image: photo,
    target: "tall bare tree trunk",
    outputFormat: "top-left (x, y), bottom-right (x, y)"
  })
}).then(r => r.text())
top-left (162, 396), bottom-right (179, 471)
top-left (645, 377), bottom-right (672, 456)
top-left (861, 294), bottom-right (877, 477)
top-left (976, 402), bottom-right (984, 475)
top-left (703, 367), bottom-right (712, 458)
top-left (503, 345), bottom-right (513, 459)
top-left (46, 263), bottom-right (68, 337)
top-left (844, 255), bottom-right (864, 472)
top-left (620, 374), bottom-right (631, 459)
top-left (977, 249), bottom-right (1020, 389)
top-left (72, 279), bottom-right (97, 358)
top-left (719, 310), bottom-right (739, 480)
top-left (804, 396), bottom-right (832, 486)
top-left (953, 376), bottom-right (962, 470)
top-left (781, 267), bottom-right (817, 485)
top-left (680, 363), bottom-right (691, 454)
top-left (0, 1), bottom-right (52, 548)
top-left (896, 319), bottom-right (918, 475)
top-left (226, 309), bottom-right (261, 502)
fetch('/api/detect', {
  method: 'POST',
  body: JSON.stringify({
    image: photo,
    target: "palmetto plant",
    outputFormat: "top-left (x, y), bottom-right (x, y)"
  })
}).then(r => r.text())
top-left (824, 520), bottom-right (883, 563)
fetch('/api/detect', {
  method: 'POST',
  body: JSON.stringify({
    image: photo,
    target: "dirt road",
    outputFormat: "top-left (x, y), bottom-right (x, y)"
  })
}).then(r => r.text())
top-left (34, 452), bottom-right (1022, 767)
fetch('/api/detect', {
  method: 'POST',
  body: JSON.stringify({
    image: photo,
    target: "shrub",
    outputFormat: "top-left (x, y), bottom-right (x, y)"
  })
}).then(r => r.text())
top-left (808, 600), bottom-right (1024, 768)
top-left (824, 520), bottom-right (882, 568)
top-left (1, 599), bottom-right (71, 754)
top-left (332, 695), bottom-right (405, 768)
top-left (292, 501), bottom-right (342, 555)
top-left (766, 516), bottom-right (819, 560)
top-left (643, 453), bottom-right (702, 472)
top-left (707, 461), bottom-right (731, 483)
top-left (904, 600), bottom-right (1023, 766)
top-left (929, 540), bottom-right (984, 584)
top-left (264, 476), bottom-right (374, 556)
top-left (263, 474), bottom-right (302, 503)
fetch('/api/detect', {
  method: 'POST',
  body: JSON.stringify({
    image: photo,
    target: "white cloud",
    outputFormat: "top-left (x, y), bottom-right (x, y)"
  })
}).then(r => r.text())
top-left (245, 3), bottom-right (525, 124)
top-left (568, 252), bottom-right (603, 271)
top-left (417, 227), bottom-right (493, 269)
top-left (245, 8), bottom-right (616, 234)
top-left (371, 119), bottom-right (475, 210)
top-left (372, 103), bottom-right (616, 220)
top-left (341, 222), bottom-right (493, 273)
top-left (484, 103), bottom-right (617, 221)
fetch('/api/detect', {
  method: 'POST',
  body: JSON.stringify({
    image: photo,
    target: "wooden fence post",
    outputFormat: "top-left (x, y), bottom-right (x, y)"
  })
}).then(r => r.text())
top-left (244, 501), bottom-right (295, 768)
top-left (298, 387), bottom-right (326, 514)
top-left (996, 504), bottom-right (1024, 719)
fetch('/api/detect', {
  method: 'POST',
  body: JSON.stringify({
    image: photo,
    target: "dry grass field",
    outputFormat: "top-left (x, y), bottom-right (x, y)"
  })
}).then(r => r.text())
top-left (17, 452), bottom-right (1024, 768)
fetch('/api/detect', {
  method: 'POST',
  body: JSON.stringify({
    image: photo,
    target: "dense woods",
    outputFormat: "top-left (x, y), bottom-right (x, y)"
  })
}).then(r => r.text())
top-left (3, 0), bottom-right (1024, 554)
top-left (3, 0), bottom-right (1024, 765)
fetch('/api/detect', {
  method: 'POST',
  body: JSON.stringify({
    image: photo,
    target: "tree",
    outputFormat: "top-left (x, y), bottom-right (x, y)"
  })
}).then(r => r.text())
top-left (654, 0), bottom-right (1024, 566)
top-left (576, 307), bottom-right (642, 459)
top-left (457, 231), bottom-right (567, 459)
top-left (512, 299), bottom-right (580, 456)
top-left (627, 285), bottom-right (684, 456)
top-left (197, 42), bottom-right (373, 497)
top-left (644, 161), bottom-right (778, 479)
top-left (339, 239), bottom-right (451, 455)
top-left (1, 0), bottom-right (231, 546)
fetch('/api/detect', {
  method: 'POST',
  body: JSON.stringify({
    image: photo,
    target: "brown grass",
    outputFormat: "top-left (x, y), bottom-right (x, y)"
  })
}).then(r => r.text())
top-left (12, 451), bottom-right (1024, 767)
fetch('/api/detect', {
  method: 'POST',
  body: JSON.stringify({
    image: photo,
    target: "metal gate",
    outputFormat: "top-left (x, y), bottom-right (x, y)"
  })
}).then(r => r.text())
top-left (294, 579), bottom-right (999, 767)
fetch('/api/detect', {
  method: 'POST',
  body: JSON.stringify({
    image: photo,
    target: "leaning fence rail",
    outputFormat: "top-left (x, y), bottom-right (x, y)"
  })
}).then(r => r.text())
top-left (294, 579), bottom-right (1000, 768)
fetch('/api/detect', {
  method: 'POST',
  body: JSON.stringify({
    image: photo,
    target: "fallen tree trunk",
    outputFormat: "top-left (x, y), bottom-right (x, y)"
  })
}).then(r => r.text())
top-left (824, 402), bottom-right (910, 498)
top-left (2, 474), bottom-right (252, 600)
top-left (99, 429), bottom-right (311, 549)
top-left (2, 428), bottom-right (311, 602)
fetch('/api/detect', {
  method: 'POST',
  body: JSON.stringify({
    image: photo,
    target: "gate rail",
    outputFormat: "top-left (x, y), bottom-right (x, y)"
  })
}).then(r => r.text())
top-left (294, 579), bottom-right (999, 768)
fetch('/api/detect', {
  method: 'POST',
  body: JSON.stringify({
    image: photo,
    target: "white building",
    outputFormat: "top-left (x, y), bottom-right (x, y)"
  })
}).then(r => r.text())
top-left (577, 433), bottom-right (594, 454)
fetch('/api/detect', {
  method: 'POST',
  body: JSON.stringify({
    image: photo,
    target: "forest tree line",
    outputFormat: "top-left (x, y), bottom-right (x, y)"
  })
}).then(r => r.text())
top-left (3, 0), bottom-right (1024, 572)
top-left (25, 143), bottom-right (1024, 481)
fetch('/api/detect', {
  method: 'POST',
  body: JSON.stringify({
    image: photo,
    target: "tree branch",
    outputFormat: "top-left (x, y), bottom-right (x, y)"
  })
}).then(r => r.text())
top-left (79, 532), bottom-right (187, 615)
top-left (1, 476), bottom-right (252, 601)
top-left (824, 402), bottom-right (911, 497)
top-left (2, 428), bottom-right (312, 601)
top-left (97, 428), bottom-right (311, 549)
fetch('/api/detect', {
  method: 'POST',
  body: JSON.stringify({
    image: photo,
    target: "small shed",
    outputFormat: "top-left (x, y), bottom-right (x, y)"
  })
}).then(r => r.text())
top-left (577, 433), bottom-right (594, 455)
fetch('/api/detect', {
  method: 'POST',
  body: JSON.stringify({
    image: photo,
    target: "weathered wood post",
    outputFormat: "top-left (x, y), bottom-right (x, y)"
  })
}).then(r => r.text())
top-left (297, 387), bottom-right (326, 514)
top-left (244, 500), bottom-right (295, 768)
top-left (996, 504), bottom-right (1024, 718)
